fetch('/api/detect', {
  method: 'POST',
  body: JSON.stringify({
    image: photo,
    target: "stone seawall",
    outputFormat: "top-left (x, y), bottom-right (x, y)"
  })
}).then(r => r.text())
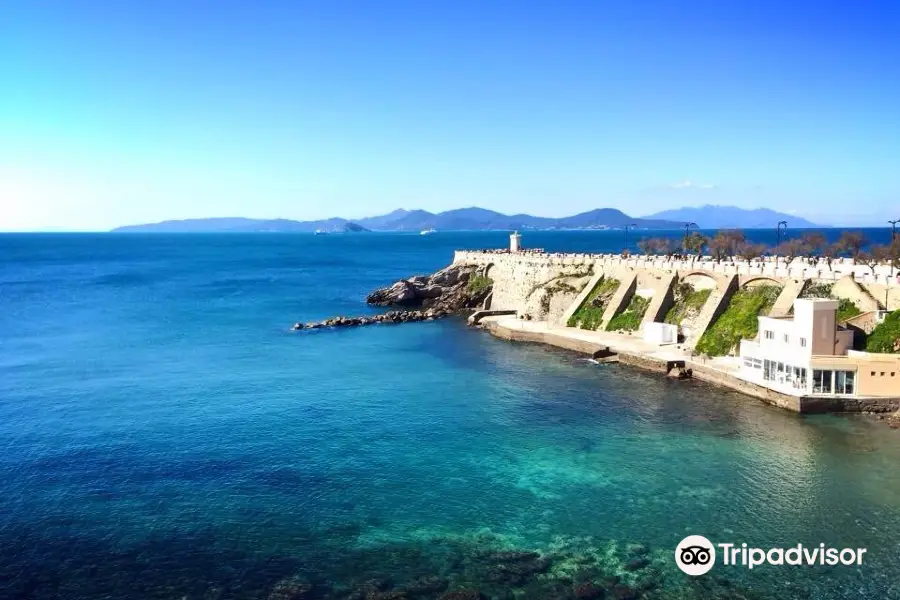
top-left (453, 250), bottom-right (899, 330)
top-left (454, 250), bottom-right (900, 290)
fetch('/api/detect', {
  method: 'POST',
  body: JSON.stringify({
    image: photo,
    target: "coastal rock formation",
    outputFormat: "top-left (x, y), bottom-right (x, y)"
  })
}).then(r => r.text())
top-left (292, 308), bottom-right (450, 331)
top-left (292, 264), bottom-right (492, 332)
top-left (366, 264), bottom-right (492, 312)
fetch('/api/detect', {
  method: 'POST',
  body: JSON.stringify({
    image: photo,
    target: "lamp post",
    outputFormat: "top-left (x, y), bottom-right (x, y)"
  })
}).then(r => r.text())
top-left (683, 222), bottom-right (697, 255)
top-left (624, 223), bottom-right (637, 255)
top-left (775, 220), bottom-right (787, 265)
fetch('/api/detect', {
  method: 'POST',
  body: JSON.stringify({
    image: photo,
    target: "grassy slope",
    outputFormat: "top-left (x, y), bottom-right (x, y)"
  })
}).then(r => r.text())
top-left (695, 285), bottom-right (781, 356)
top-left (664, 287), bottom-right (712, 325)
top-left (567, 278), bottom-right (620, 330)
top-left (606, 294), bottom-right (650, 331)
top-left (867, 311), bottom-right (900, 353)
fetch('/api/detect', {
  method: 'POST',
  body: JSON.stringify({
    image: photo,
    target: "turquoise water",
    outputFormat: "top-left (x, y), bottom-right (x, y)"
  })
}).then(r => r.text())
top-left (2, 232), bottom-right (900, 600)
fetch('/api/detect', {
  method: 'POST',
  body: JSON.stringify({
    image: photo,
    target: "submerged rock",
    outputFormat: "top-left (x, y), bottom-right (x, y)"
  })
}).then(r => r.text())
top-left (268, 577), bottom-right (313, 600)
top-left (439, 591), bottom-right (486, 600)
top-left (625, 556), bottom-right (650, 571)
top-left (573, 582), bottom-right (605, 599)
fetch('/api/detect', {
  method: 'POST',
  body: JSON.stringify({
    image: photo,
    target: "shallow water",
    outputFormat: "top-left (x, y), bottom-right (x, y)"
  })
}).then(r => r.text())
top-left (2, 232), bottom-right (900, 599)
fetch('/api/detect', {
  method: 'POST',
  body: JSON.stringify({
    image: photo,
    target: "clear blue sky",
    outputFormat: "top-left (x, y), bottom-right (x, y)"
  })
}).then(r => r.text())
top-left (2, 1), bottom-right (899, 230)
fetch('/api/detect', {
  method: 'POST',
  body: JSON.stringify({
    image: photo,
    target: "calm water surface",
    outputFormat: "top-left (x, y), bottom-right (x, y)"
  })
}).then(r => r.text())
top-left (1, 232), bottom-right (899, 600)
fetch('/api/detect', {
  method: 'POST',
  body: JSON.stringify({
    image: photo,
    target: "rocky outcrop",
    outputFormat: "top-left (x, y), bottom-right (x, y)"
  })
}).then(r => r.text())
top-left (292, 265), bottom-right (492, 332)
top-left (366, 264), bottom-right (491, 313)
top-left (293, 309), bottom-right (450, 331)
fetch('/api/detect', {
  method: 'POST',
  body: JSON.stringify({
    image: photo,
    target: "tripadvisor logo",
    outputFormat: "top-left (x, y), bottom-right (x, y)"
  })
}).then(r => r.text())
top-left (675, 535), bottom-right (715, 576)
top-left (675, 535), bottom-right (868, 575)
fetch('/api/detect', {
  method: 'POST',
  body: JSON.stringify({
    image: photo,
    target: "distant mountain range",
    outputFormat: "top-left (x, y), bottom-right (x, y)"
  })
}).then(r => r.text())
top-left (642, 205), bottom-right (818, 229)
top-left (112, 205), bottom-right (818, 233)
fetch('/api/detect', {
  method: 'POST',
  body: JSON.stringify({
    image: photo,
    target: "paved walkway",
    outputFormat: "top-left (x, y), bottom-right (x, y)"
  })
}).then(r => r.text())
top-left (481, 315), bottom-right (745, 378)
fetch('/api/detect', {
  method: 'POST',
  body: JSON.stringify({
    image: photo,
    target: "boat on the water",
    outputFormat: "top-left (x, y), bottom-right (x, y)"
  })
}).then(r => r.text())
top-left (420, 228), bottom-right (436, 235)
top-left (314, 229), bottom-right (328, 235)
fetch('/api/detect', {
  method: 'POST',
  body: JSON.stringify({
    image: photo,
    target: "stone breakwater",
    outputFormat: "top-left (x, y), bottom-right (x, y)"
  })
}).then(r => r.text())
top-left (292, 263), bottom-right (491, 331)
top-left (293, 308), bottom-right (451, 330)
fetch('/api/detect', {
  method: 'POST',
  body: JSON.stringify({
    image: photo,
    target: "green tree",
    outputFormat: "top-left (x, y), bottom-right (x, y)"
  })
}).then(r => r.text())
top-left (684, 232), bottom-right (708, 258)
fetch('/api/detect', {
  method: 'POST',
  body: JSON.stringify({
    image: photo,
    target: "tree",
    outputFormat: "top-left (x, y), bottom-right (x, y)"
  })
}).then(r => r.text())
top-left (836, 231), bottom-right (869, 259)
top-left (775, 238), bottom-right (804, 265)
top-left (708, 233), bottom-right (730, 263)
top-left (820, 242), bottom-right (840, 270)
top-left (708, 230), bottom-right (743, 263)
top-left (737, 242), bottom-right (766, 264)
top-left (890, 237), bottom-right (900, 270)
top-left (800, 232), bottom-right (828, 263)
top-left (684, 232), bottom-right (708, 259)
top-left (856, 249), bottom-right (881, 276)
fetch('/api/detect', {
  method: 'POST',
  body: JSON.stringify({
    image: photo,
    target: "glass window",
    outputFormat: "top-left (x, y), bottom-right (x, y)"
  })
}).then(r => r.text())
top-left (764, 330), bottom-right (774, 340)
top-left (813, 369), bottom-right (833, 394)
top-left (800, 337), bottom-right (807, 348)
top-left (764, 360), bottom-right (775, 381)
top-left (783, 333), bottom-right (790, 343)
top-left (835, 371), bottom-right (855, 395)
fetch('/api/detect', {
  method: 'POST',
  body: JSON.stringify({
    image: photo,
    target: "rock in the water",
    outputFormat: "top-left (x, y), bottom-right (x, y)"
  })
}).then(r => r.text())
top-left (612, 584), bottom-right (639, 600)
top-left (573, 582), bottom-right (605, 599)
top-left (268, 577), bottom-right (313, 600)
top-left (439, 591), bottom-right (485, 600)
top-left (366, 264), bottom-right (490, 313)
top-left (627, 543), bottom-right (649, 556)
top-left (625, 556), bottom-right (650, 571)
top-left (401, 575), bottom-right (447, 595)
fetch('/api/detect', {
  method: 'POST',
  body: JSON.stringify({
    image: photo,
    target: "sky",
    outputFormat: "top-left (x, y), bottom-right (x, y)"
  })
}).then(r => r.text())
top-left (2, 1), bottom-right (899, 231)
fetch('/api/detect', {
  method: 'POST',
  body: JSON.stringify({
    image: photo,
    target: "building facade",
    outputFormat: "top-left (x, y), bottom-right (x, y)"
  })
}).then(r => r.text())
top-left (739, 298), bottom-right (899, 398)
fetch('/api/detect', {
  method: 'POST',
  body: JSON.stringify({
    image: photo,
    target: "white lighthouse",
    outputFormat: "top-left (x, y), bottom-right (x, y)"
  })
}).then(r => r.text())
top-left (509, 231), bottom-right (521, 253)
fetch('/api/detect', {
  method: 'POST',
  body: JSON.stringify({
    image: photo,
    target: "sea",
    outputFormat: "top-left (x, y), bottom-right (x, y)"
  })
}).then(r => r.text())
top-left (2, 229), bottom-right (900, 600)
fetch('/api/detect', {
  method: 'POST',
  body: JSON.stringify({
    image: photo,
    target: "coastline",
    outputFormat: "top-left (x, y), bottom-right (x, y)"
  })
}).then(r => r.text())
top-left (477, 315), bottom-right (900, 416)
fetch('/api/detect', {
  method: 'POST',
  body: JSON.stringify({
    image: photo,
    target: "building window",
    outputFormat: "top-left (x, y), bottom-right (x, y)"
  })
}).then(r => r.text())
top-left (800, 337), bottom-right (807, 348)
top-left (793, 366), bottom-right (808, 389)
top-left (764, 330), bottom-right (774, 340)
top-left (783, 333), bottom-right (790, 343)
top-left (813, 369), bottom-right (833, 394)
top-left (835, 371), bottom-right (856, 395)
top-left (764, 360), bottom-right (776, 381)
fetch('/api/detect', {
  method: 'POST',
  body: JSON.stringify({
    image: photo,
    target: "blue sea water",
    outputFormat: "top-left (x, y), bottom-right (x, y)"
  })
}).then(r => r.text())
top-left (2, 231), bottom-right (900, 600)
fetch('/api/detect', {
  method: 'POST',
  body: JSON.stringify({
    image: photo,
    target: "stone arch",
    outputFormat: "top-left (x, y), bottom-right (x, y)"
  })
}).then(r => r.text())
top-left (741, 276), bottom-right (781, 289)
top-left (681, 271), bottom-right (719, 291)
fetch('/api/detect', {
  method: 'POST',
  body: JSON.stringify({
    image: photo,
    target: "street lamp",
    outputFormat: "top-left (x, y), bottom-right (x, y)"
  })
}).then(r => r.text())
top-left (682, 222), bottom-right (697, 255)
top-left (775, 220), bottom-right (787, 265)
top-left (624, 223), bottom-right (637, 255)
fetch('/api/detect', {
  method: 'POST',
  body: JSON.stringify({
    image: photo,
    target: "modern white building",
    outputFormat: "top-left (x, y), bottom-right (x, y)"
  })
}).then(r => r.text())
top-left (739, 298), bottom-right (899, 398)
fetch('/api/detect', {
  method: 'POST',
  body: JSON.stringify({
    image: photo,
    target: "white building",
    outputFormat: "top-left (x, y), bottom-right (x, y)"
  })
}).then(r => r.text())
top-left (739, 298), bottom-right (899, 398)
